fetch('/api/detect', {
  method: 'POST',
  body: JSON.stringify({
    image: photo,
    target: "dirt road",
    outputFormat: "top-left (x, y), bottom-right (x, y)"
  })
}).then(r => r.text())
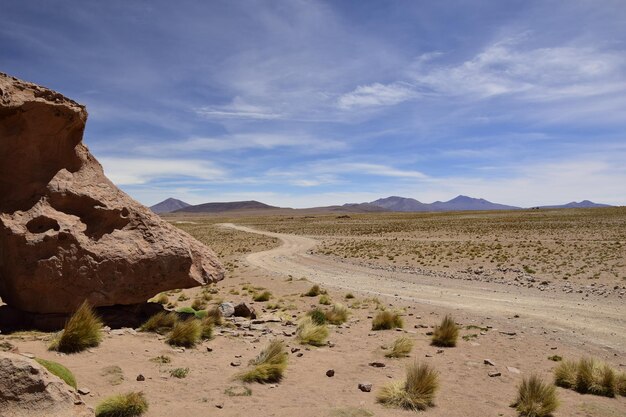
top-left (220, 223), bottom-right (625, 352)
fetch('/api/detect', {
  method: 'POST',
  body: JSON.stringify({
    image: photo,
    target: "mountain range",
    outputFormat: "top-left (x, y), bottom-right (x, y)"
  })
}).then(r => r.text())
top-left (150, 196), bottom-right (613, 214)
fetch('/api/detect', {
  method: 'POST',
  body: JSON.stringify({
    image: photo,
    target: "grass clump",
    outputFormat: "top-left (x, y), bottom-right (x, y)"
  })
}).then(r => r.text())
top-left (191, 298), bottom-right (207, 311)
top-left (170, 367), bottom-right (189, 378)
top-left (205, 306), bottom-right (223, 326)
top-left (225, 385), bottom-right (252, 396)
top-left (304, 284), bottom-right (321, 297)
top-left (253, 291), bottom-right (272, 302)
top-left (319, 294), bottom-right (332, 305)
top-left (431, 315), bottom-right (459, 347)
top-left (35, 358), bottom-right (77, 389)
top-left (95, 391), bottom-right (148, 417)
top-left (325, 303), bottom-right (349, 325)
top-left (555, 357), bottom-right (620, 397)
top-left (377, 361), bottom-right (438, 411)
top-left (296, 316), bottom-right (329, 346)
top-left (237, 340), bottom-right (288, 383)
top-left (167, 318), bottom-right (201, 347)
top-left (617, 372), bottom-right (626, 396)
top-left (511, 374), bottom-right (558, 417)
top-left (200, 317), bottom-right (214, 340)
top-left (140, 312), bottom-right (178, 334)
top-left (49, 301), bottom-right (103, 353)
top-left (149, 355), bottom-right (171, 364)
top-left (372, 311), bottom-right (403, 330)
top-left (547, 355), bottom-right (562, 362)
top-left (176, 306), bottom-right (207, 319)
top-left (307, 308), bottom-right (327, 325)
top-left (345, 293), bottom-right (355, 299)
top-left (385, 336), bottom-right (414, 358)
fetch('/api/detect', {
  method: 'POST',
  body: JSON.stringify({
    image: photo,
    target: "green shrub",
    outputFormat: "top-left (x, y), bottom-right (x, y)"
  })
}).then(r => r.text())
top-left (95, 391), bottom-right (148, 417)
top-left (49, 301), bottom-right (103, 353)
top-left (307, 308), bottom-right (327, 325)
top-left (237, 340), bottom-right (288, 383)
top-left (167, 318), bottom-right (201, 347)
top-left (372, 311), bottom-right (403, 330)
top-left (385, 336), bottom-right (413, 358)
top-left (140, 312), bottom-right (178, 334)
top-left (304, 285), bottom-right (321, 297)
top-left (253, 291), bottom-right (272, 302)
top-left (511, 374), bottom-right (558, 417)
top-left (170, 367), bottom-right (189, 378)
top-left (431, 315), bottom-right (458, 347)
top-left (296, 316), bottom-right (329, 346)
top-left (325, 303), bottom-right (349, 325)
top-left (377, 361), bottom-right (438, 411)
top-left (35, 358), bottom-right (77, 389)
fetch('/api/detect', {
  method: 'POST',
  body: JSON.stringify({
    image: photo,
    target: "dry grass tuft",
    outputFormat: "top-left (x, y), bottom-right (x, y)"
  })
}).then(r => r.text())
top-left (307, 308), bottom-right (327, 325)
top-left (49, 301), bottom-right (103, 353)
top-left (140, 312), bottom-right (178, 334)
top-left (385, 336), bottom-right (414, 358)
top-left (296, 316), bottom-right (329, 346)
top-left (371, 311), bottom-right (403, 330)
top-left (512, 374), bottom-right (558, 417)
top-left (190, 298), bottom-right (207, 311)
top-left (304, 284), bottom-right (321, 297)
top-left (237, 340), bottom-right (288, 383)
top-left (554, 360), bottom-right (577, 389)
top-left (377, 361), bottom-right (438, 411)
top-left (205, 306), bottom-right (223, 326)
top-left (200, 317), bottom-right (214, 340)
top-left (617, 372), bottom-right (626, 396)
top-left (325, 303), bottom-right (349, 325)
top-left (431, 315), bottom-right (458, 347)
top-left (95, 391), bottom-right (148, 417)
top-left (555, 357), bottom-right (619, 397)
top-left (167, 318), bottom-right (201, 347)
top-left (319, 294), bottom-right (332, 305)
top-left (253, 291), bottom-right (272, 302)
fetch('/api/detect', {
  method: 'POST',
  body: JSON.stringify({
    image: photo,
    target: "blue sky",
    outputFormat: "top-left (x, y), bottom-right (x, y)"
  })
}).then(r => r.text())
top-left (2, 0), bottom-right (625, 207)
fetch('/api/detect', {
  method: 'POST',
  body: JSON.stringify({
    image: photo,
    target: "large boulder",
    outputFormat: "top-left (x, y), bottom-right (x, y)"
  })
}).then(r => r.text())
top-left (0, 352), bottom-right (94, 417)
top-left (0, 72), bottom-right (224, 314)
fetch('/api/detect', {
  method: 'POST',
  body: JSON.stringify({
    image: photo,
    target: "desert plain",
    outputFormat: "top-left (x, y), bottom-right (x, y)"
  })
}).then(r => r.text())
top-left (2, 207), bottom-right (625, 417)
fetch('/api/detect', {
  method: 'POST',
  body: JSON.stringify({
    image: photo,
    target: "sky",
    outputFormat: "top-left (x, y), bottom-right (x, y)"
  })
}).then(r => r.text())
top-left (2, 0), bottom-right (626, 207)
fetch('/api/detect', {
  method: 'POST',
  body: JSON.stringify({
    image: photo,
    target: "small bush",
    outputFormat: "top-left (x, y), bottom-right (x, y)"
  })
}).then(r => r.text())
top-left (149, 355), bottom-right (171, 364)
top-left (191, 298), bottom-right (207, 311)
top-left (319, 294), bottom-right (331, 305)
top-left (431, 315), bottom-right (458, 347)
top-left (140, 312), bottom-right (178, 334)
top-left (304, 285), bottom-right (321, 297)
top-left (224, 385), bottom-right (252, 396)
top-left (511, 374), bottom-right (558, 417)
top-left (617, 372), bottom-right (626, 396)
top-left (554, 360), bottom-right (577, 388)
top-left (296, 316), bottom-right (329, 346)
top-left (547, 355), bottom-right (562, 362)
top-left (253, 291), bottom-right (272, 302)
top-left (170, 367), bottom-right (189, 378)
top-left (205, 306), bottom-right (223, 326)
top-left (167, 318), bottom-right (201, 347)
top-left (200, 317), bottom-right (214, 340)
top-left (345, 293), bottom-right (355, 299)
top-left (35, 358), bottom-right (77, 389)
top-left (386, 336), bottom-right (413, 358)
top-left (307, 308), bottom-right (327, 325)
top-left (95, 391), bottom-right (148, 417)
top-left (49, 301), bottom-right (103, 353)
top-left (237, 340), bottom-right (288, 383)
top-left (377, 361), bottom-right (438, 411)
top-left (372, 311), bottom-right (403, 330)
top-left (325, 303), bottom-right (349, 325)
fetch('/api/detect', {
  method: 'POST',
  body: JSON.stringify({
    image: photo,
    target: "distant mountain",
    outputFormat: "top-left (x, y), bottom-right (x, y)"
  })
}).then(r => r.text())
top-left (370, 196), bottom-right (431, 212)
top-left (318, 203), bottom-right (390, 213)
top-left (538, 200), bottom-right (612, 209)
top-left (174, 200), bottom-right (279, 213)
top-left (429, 195), bottom-right (521, 211)
top-left (150, 198), bottom-right (191, 213)
top-left (369, 195), bottom-right (520, 212)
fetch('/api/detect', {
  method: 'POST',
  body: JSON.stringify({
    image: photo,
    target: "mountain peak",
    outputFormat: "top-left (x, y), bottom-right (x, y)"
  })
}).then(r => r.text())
top-left (150, 198), bottom-right (191, 214)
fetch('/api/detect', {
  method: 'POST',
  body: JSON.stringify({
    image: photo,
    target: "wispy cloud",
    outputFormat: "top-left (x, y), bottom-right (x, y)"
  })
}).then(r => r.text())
top-left (100, 157), bottom-right (226, 185)
top-left (195, 97), bottom-right (282, 120)
top-left (337, 82), bottom-right (417, 109)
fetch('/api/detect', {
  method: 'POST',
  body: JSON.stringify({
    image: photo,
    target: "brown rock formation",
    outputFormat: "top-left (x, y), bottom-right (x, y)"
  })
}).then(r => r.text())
top-left (0, 73), bottom-right (223, 314)
top-left (0, 352), bottom-right (94, 417)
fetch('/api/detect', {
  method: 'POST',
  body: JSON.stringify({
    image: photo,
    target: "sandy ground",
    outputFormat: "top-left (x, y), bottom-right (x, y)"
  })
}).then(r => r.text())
top-left (2, 222), bottom-right (625, 417)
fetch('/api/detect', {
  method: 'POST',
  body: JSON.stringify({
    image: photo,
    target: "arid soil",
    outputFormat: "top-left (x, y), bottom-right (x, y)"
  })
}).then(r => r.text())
top-left (2, 210), bottom-right (625, 417)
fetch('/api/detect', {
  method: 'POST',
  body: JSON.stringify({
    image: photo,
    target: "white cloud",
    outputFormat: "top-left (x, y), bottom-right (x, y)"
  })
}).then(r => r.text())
top-left (195, 97), bottom-right (282, 120)
top-left (337, 82), bottom-right (417, 109)
top-left (100, 157), bottom-right (226, 185)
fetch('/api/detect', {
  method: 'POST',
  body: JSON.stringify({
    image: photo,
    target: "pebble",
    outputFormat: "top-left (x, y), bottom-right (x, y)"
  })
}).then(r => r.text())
top-left (326, 369), bottom-right (335, 377)
top-left (77, 387), bottom-right (90, 395)
top-left (358, 383), bottom-right (372, 392)
top-left (230, 361), bottom-right (241, 367)
top-left (507, 366), bottom-right (521, 374)
top-left (484, 359), bottom-right (496, 366)
top-left (136, 374), bottom-right (145, 381)
top-left (369, 362), bottom-right (386, 368)
top-left (488, 371), bottom-right (501, 377)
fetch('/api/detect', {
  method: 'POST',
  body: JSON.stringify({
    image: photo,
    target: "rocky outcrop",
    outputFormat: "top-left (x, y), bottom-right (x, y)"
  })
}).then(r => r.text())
top-left (0, 352), bottom-right (94, 417)
top-left (0, 73), bottom-right (224, 314)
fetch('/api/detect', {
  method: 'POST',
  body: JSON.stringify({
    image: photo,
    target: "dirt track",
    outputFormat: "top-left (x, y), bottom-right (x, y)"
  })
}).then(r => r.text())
top-left (220, 223), bottom-right (625, 352)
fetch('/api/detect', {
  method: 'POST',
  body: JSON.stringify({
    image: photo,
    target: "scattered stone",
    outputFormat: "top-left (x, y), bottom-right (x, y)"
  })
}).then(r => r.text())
top-left (136, 374), bottom-right (145, 382)
top-left (425, 354), bottom-right (433, 358)
top-left (296, 353), bottom-right (304, 357)
top-left (507, 366), bottom-right (521, 374)
top-left (77, 387), bottom-right (90, 395)
top-left (207, 347), bottom-right (213, 352)
top-left (326, 369), bottom-right (335, 377)
top-left (234, 302), bottom-right (257, 319)
top-left (500, 331), bottom-right (517, 336)
top-left (436, 349), bottom-right (444, 354)
top-left (215, 403), bottom-right (224, 409)
top-left (219, 303), bottom-right (235, 318)
top-left (358, 383), bottom-right (372, 392)
top-left (369, 362), bottom-right (386, 368)
top-left (230, 361), bottom-right (241, 367)
top-left (484, 359), bottom-right (496, 366)
top-left (290, 347), bottom-right (300, 353)
top-left (20, 352), bottom-right (35, 359)
top-left (488, 371), bottom-right (501, 377)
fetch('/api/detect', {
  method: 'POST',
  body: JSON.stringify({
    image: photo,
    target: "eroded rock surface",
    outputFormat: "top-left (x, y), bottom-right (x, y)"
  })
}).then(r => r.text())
top-left (0, 73), bottom-right (223, 314)
top-left (0, 352), bottom-right (94, 417)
